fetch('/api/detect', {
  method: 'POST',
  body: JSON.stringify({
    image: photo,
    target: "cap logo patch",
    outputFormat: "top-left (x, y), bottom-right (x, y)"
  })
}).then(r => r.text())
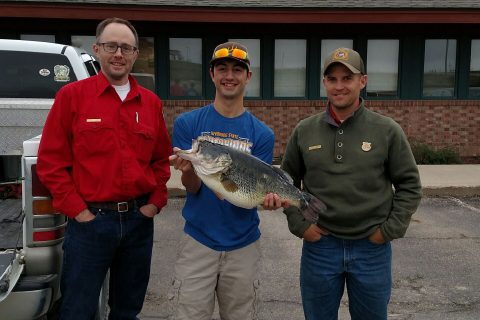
top-left (333, 49), bottom-right (349, 61)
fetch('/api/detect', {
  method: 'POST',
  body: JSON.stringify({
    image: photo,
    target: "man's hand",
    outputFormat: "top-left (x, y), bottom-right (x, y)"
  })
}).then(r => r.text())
top-left (368, 228), bottom-right (386, 244)
top-left (75, 208), bottom-right (96, 223)
top-left (169, 147), bottom-right (202, 194)
top-left (139, 204), bottom-right (158, 218)
top-left (262, 193), bottom-right (289, 210)
top-left (169, 147), bottom-right (194, 173)
top-left (302, 224), bottom-right (329, 242)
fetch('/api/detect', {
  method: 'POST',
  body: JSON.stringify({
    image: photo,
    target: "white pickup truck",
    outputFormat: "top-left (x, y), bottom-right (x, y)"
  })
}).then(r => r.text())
top-left (0, 39), bottom-right (108, 319)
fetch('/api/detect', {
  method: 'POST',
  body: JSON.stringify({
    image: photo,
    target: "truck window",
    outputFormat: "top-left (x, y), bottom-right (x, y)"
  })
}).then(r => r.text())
top-left (81, 52), bottom-right (100, 76)
top-left (84, 60), bottom-right (100, 77)
top-left (0, 51), bottom-right (78, 98)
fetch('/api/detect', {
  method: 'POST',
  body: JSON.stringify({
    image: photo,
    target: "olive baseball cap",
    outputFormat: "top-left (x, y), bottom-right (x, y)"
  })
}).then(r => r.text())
top-left (210, 41), bottom-right (250, 70)
top-left (323, 47), bottom-right (365, 75)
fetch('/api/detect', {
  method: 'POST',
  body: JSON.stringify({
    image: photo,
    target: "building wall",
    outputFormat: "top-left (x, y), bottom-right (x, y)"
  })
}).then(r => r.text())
top-left (163, 99), bottom-right (480, 163)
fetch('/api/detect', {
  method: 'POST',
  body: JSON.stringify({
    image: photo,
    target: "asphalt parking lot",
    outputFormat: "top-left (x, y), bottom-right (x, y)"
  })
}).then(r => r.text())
top-left (140, 196), bottom-right (480, 320)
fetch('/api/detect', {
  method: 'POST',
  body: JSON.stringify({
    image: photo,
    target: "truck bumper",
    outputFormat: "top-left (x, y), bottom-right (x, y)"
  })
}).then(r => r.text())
top-left (0, 274), bottom-right (58, 319)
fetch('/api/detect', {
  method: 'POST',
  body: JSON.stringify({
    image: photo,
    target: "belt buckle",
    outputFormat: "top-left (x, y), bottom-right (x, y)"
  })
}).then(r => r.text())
top-left (117, 202), bottom-right (129, 212)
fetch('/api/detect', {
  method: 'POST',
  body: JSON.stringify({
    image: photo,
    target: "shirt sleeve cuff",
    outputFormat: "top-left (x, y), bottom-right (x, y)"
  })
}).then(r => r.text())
top-left (53, 192), bottom-right (87, 219)
top-left (148, 185), bottom-right (168, 214)
top-left (284, 207), bottom-right (312, 239)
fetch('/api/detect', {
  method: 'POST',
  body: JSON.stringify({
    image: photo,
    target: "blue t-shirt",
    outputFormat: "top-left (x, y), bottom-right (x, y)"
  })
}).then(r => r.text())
top-left (172, 104), bottom-right (275, 251)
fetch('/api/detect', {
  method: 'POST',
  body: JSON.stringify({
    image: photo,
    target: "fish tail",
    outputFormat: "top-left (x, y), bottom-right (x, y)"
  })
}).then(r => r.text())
top-left (300, 192), bottom-right (327, 223)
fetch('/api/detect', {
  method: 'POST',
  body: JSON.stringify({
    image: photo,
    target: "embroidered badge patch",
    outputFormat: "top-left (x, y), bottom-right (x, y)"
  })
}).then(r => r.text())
top-left (333, 48), bottom-right (349, 61)
top-left (361, 142), bottom-right (372, 152)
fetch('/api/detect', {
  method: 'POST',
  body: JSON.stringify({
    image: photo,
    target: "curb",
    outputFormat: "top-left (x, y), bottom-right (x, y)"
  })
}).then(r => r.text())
top-left (421, 186), bottom-right (480, 198)
top-left (167, 188), bottom-right (186, 198)
top-left (167, 187), bottom-right (480, 199)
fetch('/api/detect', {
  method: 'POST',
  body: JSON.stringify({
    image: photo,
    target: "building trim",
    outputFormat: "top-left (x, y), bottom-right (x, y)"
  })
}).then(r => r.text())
top-left (1, 4), bottom-right (480, 24)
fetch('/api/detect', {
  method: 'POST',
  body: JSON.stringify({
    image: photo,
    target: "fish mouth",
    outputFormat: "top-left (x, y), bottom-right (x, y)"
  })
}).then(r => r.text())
top-left (175, 150), bottom-right (202, 166)
top-left (174, 139), bottom-right (202, 165)
top-left (175, 138), bottom-right (232, 175)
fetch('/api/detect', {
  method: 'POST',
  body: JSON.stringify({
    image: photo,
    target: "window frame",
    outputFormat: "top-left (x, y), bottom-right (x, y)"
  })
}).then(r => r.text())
top-left (421, 38), bottom-right (459, 99)
top-left (272, 37), bottom-right (309, 100)
top-left (365, 38), bottom-right (401, 99)
top-left (111, 33), bottom-right (480, 101)
top-left (167, 37), bottom-right (204, 99)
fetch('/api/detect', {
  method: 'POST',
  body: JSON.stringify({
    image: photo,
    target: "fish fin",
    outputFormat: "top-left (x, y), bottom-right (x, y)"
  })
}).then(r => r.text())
top-left (300, 192), bottom-right (327, 223)
top-left (214, 191), bottom-right (225, 200)
top-left (270, 166), bottom-right (294, 184)
top-left (220, 174), bottom-right (239, 193)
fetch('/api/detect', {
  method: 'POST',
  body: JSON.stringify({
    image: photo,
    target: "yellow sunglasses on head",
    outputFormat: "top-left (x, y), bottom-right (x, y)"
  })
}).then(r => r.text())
top-left (213, 47), bottom-right (248, 60)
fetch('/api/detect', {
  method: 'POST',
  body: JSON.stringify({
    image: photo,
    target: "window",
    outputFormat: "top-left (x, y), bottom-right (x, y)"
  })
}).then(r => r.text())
top-left (71, 36), bottom-right (96, 56)
top-left (0, 50), bottom-right (77, 98)
top-left (21, 34), bottom-right (55, 43)
top-left (423, 39), bottom-right (457, 97)
top-left (131, 37), bottom-right (155, 92)
top-left (469, 39), bottom-right (480, 98)
top-left (274, 39), bottom-right (306, 97)
top-left (81, 53), bottom-right (100, 76)
top-left (229, 38), bottom-right (261, 97)
top-left (366, 39), bottom-right (399, 97)
top-left (169, 38), bottom-right (202, 97)
top-left (320, 39), bottom-right (353, 97)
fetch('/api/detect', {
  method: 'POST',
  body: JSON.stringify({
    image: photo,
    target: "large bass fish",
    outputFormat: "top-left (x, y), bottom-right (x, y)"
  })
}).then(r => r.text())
top-left (175, 137), bottom-right (326, 223)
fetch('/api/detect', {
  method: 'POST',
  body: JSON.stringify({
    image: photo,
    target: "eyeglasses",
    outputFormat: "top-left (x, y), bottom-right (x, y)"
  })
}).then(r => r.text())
top-left (213, 47), bottom-right (248, 61)
top-left (97, 42), bottom-right (137, 55)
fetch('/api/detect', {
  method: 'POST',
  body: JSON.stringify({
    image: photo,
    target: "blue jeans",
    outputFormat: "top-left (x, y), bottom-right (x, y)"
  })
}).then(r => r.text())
top-left (59, 202), bottom-right (154, 320)
top-left (300, 235), bottom-right (392, 320)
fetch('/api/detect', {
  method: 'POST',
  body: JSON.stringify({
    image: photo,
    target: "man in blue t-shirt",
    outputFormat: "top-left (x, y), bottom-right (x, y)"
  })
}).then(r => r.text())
top-left (168, 41), bottom-right (284, 320)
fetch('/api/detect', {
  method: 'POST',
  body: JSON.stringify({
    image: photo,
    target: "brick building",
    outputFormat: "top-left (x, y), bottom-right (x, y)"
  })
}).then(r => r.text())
top-left (1, 0), bottom-right (479, 162)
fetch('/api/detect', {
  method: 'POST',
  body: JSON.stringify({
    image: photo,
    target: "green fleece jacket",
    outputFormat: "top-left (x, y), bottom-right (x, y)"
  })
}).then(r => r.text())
top-left (281, 101), bottom-right (422, 241)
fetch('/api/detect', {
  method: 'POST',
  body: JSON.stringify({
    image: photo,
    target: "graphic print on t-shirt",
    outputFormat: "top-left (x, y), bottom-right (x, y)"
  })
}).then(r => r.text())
top-left (199, 132), bottom-right (253, 154)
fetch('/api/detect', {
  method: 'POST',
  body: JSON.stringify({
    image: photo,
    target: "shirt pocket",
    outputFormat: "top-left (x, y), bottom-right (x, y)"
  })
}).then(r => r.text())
top-left (132, 122), bottom-right (155, 162)
top-left (75, 119), bottom-right (116, 157)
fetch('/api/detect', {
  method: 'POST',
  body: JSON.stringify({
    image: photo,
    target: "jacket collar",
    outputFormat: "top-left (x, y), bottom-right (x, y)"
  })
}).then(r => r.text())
top-left (325, 97), bottom-right (365, 127)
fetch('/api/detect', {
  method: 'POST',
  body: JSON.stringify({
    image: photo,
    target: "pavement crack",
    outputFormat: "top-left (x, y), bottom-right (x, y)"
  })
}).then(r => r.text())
top-left (447, 196), bottom-right (480, 213)
top-left (262, 299), bottom-right (303, 306)
top-left (406, 236), bottom-right (480, 240)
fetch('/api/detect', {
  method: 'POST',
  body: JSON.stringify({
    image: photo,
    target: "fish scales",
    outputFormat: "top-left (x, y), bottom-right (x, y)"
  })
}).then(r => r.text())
top-left (226, 150), bottom-right (303, 208)
top-left (225, 150), bottom-right (285, 207)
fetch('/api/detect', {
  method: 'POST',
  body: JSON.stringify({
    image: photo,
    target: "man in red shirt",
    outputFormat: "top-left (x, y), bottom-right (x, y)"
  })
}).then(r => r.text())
top-left (37, 17), bottom-right (171, 319)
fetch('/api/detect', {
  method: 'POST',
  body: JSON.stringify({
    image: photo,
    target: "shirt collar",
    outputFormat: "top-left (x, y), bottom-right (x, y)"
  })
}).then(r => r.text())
top-left (325, 97), bottom-right (365, 127)
top-left (96, 71), bottom-right (141, 100)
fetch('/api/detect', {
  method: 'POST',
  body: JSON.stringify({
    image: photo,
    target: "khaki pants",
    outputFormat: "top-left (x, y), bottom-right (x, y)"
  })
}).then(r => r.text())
top-left (169, 234), bottom-right (261, 320)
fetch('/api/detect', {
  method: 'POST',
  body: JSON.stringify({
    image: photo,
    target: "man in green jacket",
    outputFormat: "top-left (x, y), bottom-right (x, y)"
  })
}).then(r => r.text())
top-left (281, 47), bottom-right (422, 320)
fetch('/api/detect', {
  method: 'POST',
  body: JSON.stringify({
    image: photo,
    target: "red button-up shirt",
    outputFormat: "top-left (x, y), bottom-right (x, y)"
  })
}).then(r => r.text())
top-left (37, 72), bottom-right (171, 218)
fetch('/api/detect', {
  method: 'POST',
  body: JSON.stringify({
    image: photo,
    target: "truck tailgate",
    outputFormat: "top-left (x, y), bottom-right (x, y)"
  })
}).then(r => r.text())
top-left (0, 199), bottom-right (22, 249)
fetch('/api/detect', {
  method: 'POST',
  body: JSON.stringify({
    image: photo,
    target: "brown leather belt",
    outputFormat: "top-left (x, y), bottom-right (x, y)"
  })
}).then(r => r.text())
top-left (86, 195), bottom-right (148, 213)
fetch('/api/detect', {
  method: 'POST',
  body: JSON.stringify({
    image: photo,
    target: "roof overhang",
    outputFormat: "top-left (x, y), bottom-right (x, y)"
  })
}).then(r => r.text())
top-left (1, 3), bottom-right (480, 24)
